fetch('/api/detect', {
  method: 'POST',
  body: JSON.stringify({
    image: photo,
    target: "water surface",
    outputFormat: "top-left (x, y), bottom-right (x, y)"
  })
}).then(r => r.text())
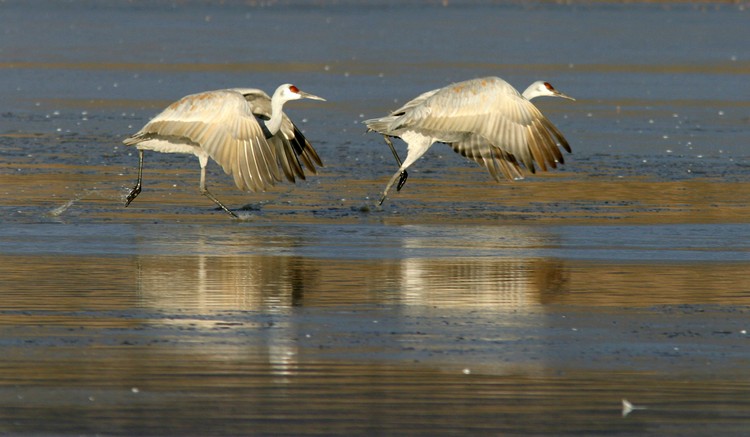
top-left (1, 1), bottom-right (749, 435)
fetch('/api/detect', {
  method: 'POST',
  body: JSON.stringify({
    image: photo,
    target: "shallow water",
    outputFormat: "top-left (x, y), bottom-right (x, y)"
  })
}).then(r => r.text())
top-left (2, 1), bottom-right (750, 435)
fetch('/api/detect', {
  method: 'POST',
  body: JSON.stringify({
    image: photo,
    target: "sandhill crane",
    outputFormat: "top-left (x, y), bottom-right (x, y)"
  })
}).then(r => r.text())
top-left (364, 77), bottom-right (574, 205)
top-left (123, 84), bottom-right (325, 217)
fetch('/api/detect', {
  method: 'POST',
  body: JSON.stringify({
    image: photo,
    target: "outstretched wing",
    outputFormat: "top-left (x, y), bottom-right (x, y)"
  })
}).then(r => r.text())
top-left (125, 89), bottom-right (280, 192)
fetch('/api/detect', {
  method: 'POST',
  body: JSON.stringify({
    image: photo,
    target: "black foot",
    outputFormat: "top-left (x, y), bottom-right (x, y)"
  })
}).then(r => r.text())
top-left (396, 171), bottom-right (408, 192)
top-left (125, 185), bottom-right (141, 207)
top-left (378, 193), bottom-right (388, 206)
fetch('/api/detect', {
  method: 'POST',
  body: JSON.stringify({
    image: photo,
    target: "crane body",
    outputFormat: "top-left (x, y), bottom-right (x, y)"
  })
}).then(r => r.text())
top-left (123, 84), bottom-right (325, 217)
top-left (364, 76), bottom-right (574, 204)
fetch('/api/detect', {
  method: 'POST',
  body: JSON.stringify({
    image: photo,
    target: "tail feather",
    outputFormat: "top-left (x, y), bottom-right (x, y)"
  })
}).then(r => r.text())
top-left (363, 116), bottom-right (398, 135)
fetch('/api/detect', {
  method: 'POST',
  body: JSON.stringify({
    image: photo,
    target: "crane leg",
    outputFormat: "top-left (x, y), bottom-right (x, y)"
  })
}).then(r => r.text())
top-left (125, 149), bottom-right (144, 207)
top-left (383, 135), bottom-right (408, 192)
top-left (379, 169), bottom-right (405, 205)
top-left (199, 165), bottom-right (238, 218)
top-left (384, 135), bottom-right (402, 165)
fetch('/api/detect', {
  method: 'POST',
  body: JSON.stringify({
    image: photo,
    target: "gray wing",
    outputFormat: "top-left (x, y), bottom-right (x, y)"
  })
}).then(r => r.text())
top-left (241, 90), bottom-right (323, 183)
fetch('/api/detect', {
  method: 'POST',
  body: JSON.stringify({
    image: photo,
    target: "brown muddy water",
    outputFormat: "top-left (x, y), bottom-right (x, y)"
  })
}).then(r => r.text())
top-left (2, 1), bottom-right (750, 435)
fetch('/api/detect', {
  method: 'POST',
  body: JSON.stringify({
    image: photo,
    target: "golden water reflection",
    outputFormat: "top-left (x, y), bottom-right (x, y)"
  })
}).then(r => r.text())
top-left (133, 255), bottom-right (749, 310)
top-left (2, 252), bottom-right (747, 316)
top-left (132, 255), bottom-right (572, 310)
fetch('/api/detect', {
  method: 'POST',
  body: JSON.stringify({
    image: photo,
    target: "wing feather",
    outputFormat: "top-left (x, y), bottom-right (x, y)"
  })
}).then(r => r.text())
top-left (267, 122), bottom-right (323, 182)
top-left (448, 134), bottom-right (524, 182)
top-left (526, 125), bottom-right (547, 172)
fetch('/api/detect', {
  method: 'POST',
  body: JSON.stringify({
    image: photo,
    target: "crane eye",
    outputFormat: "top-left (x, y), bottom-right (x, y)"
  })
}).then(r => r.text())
top-left (544, 82), bottom-right (554, 90)
top-left (289, 85), bottom-right (300, 93)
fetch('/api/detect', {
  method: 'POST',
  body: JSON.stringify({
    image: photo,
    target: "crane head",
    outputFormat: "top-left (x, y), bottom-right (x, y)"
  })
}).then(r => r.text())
top-left (276, 84), bottom-right (326, 103)
top-left (522, 81), bottom-right (575, 101)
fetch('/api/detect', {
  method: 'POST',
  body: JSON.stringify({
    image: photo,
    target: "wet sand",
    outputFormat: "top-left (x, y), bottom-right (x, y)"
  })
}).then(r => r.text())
top-left (2, 1), bottom-right (750, 435)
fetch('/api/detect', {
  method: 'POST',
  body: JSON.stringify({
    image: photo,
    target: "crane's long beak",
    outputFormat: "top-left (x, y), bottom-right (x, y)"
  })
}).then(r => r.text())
top-left (555, 91), bottom-right (576, 101)
top-left (299, 91), bottom-right (326, 101)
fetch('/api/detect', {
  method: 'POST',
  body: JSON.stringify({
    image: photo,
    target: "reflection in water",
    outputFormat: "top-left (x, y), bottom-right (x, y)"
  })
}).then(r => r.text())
top-left (135, 255), bottom-right (314, 311)
top-left (133, 255), bottom-right (570, 312)
top-left (134, 254), bottom-right (571, 309)
top-left (132, 224), bottom-right (571, 311)
top-left (131, 234), bottom-right (573, 376)
top-left (129, 221), bottom-right (750, 312)
top-left (3, 249), bottom-right (740, 318)
top-left (1, 225), bottom-right (746, 317)
top-left (398, 225), bottom-right (568, 308)
top-left (399, 257), bottom-right (568, 308)
top-left (134, 250), bottom-right (569, 313)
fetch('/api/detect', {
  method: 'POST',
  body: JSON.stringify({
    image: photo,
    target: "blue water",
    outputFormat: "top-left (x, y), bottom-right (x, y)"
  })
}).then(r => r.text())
top-left (0, 222), bottom-right (747, 262)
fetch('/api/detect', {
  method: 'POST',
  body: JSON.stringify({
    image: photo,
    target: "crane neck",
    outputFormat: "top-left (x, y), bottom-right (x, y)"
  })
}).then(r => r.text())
top-left (263, 95), bottom-right (286, 137)
top-left (521, 85), bottom-right (541, 101)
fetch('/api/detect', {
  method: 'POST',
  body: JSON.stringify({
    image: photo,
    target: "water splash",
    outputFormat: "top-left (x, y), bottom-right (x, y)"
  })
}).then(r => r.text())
top-left (48, 193), bottom-right (87, 217)
top-left (622, 399), bottom-right (647, 417)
